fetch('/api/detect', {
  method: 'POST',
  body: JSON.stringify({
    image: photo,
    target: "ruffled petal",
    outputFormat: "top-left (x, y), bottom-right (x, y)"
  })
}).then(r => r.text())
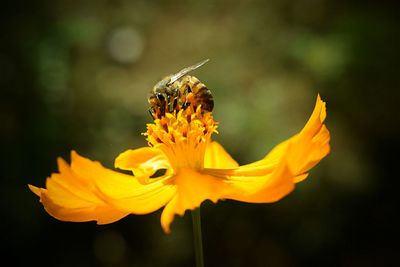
top-left (114, 147), bottom-right (171, 177)
top-left (70, 151), bottom-right (176, 215)
top-left (29, 184), bottom-right (128, 224)
top-left (204, 141), bottom-right (239, 169)
top-left (283, 94), bottom-right (330, 176)
top-left (203, 95), bottom-right (330, 203)
top-left (232, 94), bottom-right (329, 179)
top-left (160, 168), bottom-right (229, 233)
top-left (220, 158), bottom-right (295, 203)
top-left (95, 176), bottom-right (177, 215)
top-left (28, 155), bottom-right (129, 224)
top-left (29, 151), bottom-right (176, 224)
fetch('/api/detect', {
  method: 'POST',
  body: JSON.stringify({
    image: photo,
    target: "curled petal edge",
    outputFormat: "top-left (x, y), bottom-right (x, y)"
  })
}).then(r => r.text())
top-left (29, 151), bottom-right (177, 224)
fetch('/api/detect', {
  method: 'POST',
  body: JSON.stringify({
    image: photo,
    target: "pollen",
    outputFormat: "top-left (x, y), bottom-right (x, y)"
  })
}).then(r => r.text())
top-left (144, 106), bottom-right (218, 170)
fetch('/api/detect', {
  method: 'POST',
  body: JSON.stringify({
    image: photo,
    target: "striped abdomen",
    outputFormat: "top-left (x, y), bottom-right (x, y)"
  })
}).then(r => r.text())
top-left (180, 76), bottom-right (214, 112)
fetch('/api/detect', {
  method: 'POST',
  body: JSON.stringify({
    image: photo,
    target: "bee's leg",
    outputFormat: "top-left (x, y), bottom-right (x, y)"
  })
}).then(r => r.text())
top-left (148, 107), bottom-right (156, 119)
top-left (156, 93), bottom-right (166, 116)
top-left (182, 101), bottom-right (190, 109)
top-left (160, 104), bottom-right (165, 116)
top-left (172, 97), bottom-right (178, 111)
top-left (172, 89), bottom-right (180, 111)
top-left (182, 86), bottom-right (192, 110)
top-left (148, 108), bottom-right (154, 118)
top-left (167, 95), bottom-right (175, 113)
top-left (166, 95), bottom-right (171, 112)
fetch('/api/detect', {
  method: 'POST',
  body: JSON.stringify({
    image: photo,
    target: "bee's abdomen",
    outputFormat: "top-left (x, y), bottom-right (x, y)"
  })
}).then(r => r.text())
top-left (195, 87), bottom-right (214, 111)
top-left (187, 77), bottom-right (214, 112)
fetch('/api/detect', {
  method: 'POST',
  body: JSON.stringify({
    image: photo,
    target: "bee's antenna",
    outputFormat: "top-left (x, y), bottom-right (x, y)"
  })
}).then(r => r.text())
top-left (168, 59), bottom-right (209, 85)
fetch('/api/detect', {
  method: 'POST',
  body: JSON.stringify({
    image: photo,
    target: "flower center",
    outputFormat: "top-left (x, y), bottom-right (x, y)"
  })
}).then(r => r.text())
top-left (144, 106), bottom-right (218, 171)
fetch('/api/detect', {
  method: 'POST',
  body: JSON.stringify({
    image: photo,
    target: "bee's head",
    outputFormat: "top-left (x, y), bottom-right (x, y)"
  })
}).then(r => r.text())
top-left (153, 75), bottom-right (172, 94)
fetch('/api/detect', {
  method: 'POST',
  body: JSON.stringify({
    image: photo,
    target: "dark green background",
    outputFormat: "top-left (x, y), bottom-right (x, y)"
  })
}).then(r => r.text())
top-left (2, 0), bottom-right (399, 266)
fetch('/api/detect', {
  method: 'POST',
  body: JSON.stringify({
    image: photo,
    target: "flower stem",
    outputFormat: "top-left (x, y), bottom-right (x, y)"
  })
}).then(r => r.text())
top-left (191, 208), bottom-right (204, 267)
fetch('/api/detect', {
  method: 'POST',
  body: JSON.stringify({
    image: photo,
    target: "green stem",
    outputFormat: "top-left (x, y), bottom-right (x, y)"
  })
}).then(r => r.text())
top-left (191, 208), bottom-right (204, 267)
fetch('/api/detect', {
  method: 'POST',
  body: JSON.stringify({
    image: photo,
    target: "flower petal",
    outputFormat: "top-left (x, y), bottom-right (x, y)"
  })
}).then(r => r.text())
top-left (203, 95), bottom-right (330, 203)
top-left (28, 155), bottom-right (129, 224)
top-left (160, 168), bottom-right (229, 233)
top-left (29, 151), bottom-right (176, 224)
top-left (283, 94), bottom-right (330, 176)
top-left (114, 147), bottom-right (171, 177)
top-left (70, 151), bottom-right (176, 215)
top-left (95, 176), bottom-right (177, 215)
top-left (204, 141), bottom-right (239, 169)
top-left (29, 184), bottom-right (129, 224)
top-left (221, 158), bottom-right (295, 203)
top-left (230, 94), bottom-right (329, 179)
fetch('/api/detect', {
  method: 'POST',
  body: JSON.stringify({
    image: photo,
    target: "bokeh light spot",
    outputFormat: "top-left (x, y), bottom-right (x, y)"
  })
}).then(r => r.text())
top-left (107, 26), bottom-right (145, 64)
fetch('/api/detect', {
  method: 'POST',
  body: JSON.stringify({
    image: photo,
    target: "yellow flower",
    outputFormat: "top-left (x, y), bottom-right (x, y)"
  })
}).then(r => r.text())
top-left (29, 94), bottom-right (330, 233)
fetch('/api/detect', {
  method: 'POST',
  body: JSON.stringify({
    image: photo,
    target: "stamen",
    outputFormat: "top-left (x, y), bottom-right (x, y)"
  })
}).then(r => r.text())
top-left (144, 105), bottom-right (218, 170)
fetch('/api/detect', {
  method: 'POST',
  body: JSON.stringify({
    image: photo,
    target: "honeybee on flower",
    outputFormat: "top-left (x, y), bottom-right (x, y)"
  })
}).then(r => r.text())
top-left (148, 59), bottom-right (213, 119)
top-left (29, 60), bottom-right (330, 234)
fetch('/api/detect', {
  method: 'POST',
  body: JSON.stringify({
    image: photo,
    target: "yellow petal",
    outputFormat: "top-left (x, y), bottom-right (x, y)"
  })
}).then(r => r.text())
top-left (160, 168), bottom-right (229, 233)
top-left (204, 140), bottom-right (290, 178)
top-left (29, 184), bottom-right (128, 224)
top-left (28, 154), bottom-right (130, 224)
top-left (70, 151), bottom-right (176, 215)
top-left (293, 173), bottom-right (309, 183)
top-left (114, 147), bottom-right (171, 177)
top-left (284, 95), bottom-right (330, 176)
top-left (95, 176), bottom-right (177, 215)
top-left (234, 94), bottom-right (329, 179)
top-left (29, 151), bottom-right (176, 224)
top-left (302, 94), bottom-right (327, 135)
top-left (204, 141), bottom-right (239, 169)
top-left (203, 95), bottom-right (330, 203)
top-left (221, 158), bottom-right (295, 203)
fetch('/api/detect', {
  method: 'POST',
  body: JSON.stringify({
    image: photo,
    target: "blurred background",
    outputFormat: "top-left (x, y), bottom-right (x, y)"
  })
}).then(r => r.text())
top-left (2, 0), bottom-right (399, 266)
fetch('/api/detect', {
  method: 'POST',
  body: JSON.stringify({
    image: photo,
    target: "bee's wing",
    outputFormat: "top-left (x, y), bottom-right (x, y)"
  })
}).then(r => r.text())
top-left (168, 59), bottom-right (209, 85)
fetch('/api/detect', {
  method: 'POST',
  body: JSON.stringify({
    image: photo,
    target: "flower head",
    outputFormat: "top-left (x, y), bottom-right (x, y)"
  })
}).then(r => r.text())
top-left (29, 76), bottom-right (330, 233)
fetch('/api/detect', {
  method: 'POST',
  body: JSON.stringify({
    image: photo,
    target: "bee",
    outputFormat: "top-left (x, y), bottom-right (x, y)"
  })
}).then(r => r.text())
top-left (148, 59), bottom-right (214, 119)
